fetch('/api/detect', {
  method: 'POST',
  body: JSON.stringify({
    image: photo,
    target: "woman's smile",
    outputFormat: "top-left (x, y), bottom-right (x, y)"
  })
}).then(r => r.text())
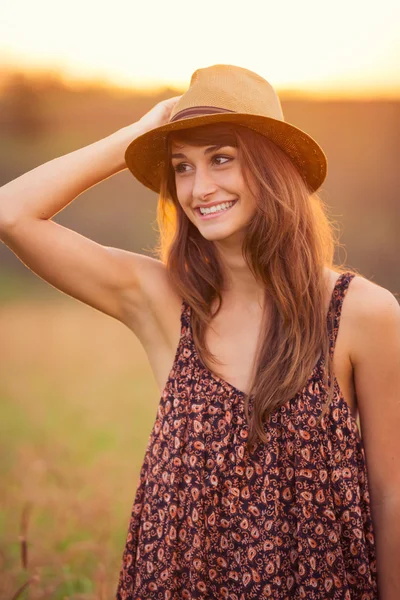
top-left (195, 199), bottom-right (238, 220)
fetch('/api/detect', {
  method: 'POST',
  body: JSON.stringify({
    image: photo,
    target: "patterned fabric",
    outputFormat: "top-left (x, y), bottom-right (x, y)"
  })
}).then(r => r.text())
top-left (116, 272), bottom-right (378, 599)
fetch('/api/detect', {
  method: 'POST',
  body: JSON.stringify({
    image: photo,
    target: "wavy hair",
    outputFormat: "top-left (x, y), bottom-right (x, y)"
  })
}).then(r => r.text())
top-left (152, 122), bottom-right (351, 449)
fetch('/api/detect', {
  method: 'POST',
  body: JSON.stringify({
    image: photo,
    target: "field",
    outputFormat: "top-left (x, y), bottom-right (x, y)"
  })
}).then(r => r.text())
top-left (0, 77), bottom-right (398, 599)
top-left (0, 282), bottom-right (160, 599)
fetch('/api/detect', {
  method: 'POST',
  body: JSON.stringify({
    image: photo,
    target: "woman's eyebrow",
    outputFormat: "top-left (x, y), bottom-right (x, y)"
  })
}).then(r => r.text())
top-left (170, 144), bottom-right (231, 160)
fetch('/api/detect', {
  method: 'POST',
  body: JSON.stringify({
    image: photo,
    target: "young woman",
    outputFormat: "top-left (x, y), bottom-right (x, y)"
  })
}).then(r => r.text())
top-left (0, 64), bottom-right (399, 599)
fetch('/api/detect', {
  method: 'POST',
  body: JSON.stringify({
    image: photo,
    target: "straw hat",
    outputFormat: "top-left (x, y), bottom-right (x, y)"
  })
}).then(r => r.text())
top-left (124, 64), bottom-right (327, 194)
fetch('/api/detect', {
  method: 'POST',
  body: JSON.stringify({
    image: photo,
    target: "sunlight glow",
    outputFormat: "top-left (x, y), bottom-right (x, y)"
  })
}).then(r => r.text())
top-left (1, 0), bottom-right (399, 97)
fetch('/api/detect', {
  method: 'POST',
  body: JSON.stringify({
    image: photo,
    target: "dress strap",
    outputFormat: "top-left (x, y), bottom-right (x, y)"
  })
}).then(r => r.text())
top-left (326, 271), bottom-right (356, 359)
top-left (183, 275), bottom-right (356, 361)
top-left (179, 298), bottom-right (192, 340)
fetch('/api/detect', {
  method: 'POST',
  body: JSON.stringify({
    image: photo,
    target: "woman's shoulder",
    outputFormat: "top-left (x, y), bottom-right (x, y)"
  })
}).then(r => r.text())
top-left (340, 271), bottom-right (399, 321)
top-left (334, 270), bottom-right (400, 365)
top-left (323, 267), bottom-right (399, 355)
top-left (325, 267), bottom-right (397, 308)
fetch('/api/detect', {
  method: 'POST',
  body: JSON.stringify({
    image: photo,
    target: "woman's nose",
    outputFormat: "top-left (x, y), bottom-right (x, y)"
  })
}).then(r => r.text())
top-left (192, 167), bottom-right (218, 200)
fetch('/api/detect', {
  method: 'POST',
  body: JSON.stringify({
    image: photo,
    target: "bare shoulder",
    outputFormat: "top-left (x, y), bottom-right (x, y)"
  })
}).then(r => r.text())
top-left (344, 273), bottom-right (399, 319)
top-left (135, 254), bottom-right (182, 316)
top-left (119, 253), bottom-right (182, 344)
top-left (342, 273), bottom-right (400, 362)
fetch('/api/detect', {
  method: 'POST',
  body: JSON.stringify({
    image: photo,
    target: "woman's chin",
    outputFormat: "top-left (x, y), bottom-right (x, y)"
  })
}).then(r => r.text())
top-left (199, 225), bottom-right (245, 244)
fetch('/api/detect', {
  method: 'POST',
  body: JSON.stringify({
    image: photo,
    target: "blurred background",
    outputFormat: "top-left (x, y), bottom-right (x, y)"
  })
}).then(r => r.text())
top-left (1, 0), bottom-right (399, 598)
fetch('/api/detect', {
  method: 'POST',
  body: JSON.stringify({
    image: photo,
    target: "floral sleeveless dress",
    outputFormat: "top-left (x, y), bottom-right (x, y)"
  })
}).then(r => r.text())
top-left (115, 271), bottom-right (378, 599)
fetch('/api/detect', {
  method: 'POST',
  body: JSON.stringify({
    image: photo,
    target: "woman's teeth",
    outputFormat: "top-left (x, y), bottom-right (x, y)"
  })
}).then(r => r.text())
top-left (199, 200), bottom-right (236, 215)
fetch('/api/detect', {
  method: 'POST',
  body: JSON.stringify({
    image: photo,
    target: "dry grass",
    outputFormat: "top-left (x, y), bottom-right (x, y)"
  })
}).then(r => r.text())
top-left (0, 296), bottom-right (160, 599)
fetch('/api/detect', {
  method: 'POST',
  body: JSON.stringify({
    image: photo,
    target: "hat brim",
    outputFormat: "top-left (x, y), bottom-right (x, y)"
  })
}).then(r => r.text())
top-left (124, 112), bottom-right (327, 194)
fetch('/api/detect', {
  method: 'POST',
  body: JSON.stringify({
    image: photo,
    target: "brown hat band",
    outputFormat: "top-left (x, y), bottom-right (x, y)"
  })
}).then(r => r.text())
top-left (170, 106), bottom-right (236, 122)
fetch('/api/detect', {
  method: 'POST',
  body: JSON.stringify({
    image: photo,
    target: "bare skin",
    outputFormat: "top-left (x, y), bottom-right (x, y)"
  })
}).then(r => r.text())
top-left (1, 96), bottom-right (400, 595)
top-left (125, 261), bottom-right (357, 418)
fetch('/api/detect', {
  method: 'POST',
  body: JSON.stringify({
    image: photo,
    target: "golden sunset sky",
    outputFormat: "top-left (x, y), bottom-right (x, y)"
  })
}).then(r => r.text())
top-left (1, 0), bottom-right (399, 97)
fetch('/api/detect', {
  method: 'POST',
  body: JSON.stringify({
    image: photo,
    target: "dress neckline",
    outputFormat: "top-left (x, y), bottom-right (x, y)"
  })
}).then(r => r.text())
top-left (189, 328), bottom-right (325, 399)
top-left (184, 271), bottom-right (353, 399)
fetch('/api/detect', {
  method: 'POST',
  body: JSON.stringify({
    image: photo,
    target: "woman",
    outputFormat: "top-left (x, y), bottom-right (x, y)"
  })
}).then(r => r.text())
top-left (0, 64), bottom-right (399, 599)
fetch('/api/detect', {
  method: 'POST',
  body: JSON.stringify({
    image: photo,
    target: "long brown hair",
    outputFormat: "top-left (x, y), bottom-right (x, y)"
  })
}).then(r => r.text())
top-left (152, 122), bottom-right (351, 449)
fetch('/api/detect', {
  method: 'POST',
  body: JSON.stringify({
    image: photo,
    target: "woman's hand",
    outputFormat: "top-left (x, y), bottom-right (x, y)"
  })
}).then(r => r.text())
top-left (120, 95), bottom-right (182, 146)
top-left (114, 95), bottom-right (183, 161)
top-left (137, 95), bottom-right (183, 133)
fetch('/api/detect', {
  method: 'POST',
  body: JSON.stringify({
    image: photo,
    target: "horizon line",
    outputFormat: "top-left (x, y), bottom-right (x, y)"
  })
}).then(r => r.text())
top-left (1, 63), bottom-right (400, 101)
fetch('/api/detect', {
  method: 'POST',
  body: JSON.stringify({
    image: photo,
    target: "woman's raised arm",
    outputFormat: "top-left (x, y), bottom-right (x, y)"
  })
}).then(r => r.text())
top-left (0, 96), bottom-right (181, 325)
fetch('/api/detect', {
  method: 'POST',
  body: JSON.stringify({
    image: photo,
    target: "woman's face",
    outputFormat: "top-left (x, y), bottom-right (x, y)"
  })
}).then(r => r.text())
top-left (170, 140), bottom-right (257, 244)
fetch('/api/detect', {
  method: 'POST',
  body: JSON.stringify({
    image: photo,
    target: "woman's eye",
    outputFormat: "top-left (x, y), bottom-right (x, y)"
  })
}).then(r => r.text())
top-left (213, 155), bottom-right (231, 166)
top-left (173, 155), bottom-right (232, 173)
top-left (173, 163), bottom-right (189, 173)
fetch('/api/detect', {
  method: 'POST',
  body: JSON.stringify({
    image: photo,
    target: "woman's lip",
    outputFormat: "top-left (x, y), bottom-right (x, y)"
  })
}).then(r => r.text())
top-left (195, 200), bottom-right (238, 220)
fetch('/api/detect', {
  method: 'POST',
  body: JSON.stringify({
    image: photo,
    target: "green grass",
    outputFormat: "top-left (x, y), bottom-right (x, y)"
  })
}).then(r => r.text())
top-left (0, 298), bottom-right (159, 599)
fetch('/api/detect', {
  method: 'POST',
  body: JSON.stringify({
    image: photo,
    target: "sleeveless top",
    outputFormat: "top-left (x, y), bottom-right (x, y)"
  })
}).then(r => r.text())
top-left (115, 272), bottom-right (378, 600)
